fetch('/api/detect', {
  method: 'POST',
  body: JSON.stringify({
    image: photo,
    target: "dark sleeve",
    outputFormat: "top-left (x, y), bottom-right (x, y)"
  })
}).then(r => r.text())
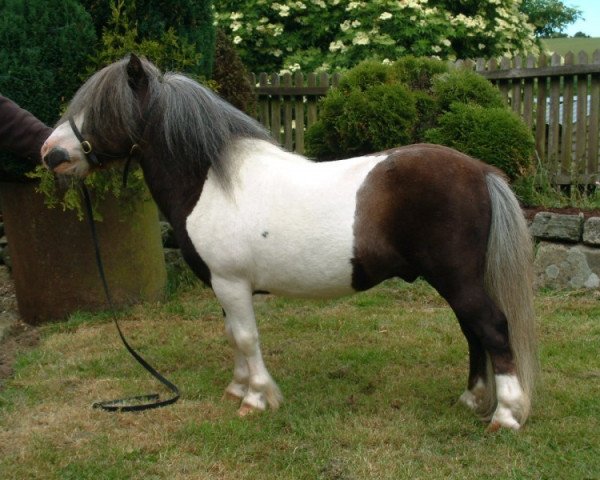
top-left (0, 94), bottom-right (53, 164)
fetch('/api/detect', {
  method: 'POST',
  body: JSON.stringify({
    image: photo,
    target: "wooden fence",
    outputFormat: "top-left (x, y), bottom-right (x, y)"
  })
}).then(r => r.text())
top-left (252, 71), bottom-right (342, 154)
top-left (253, 50), bottom-right (600, 185)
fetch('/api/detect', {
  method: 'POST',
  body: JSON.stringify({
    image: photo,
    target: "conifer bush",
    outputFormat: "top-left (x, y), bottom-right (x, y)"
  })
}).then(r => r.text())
top-left (0, 0), bottom-right (96, 179)
top-left (432, 69), bottom-right (505, 111)
top-left (212, 30), bottom-right (256, 115)
top-left (424, 103), bottom-right (535, 179)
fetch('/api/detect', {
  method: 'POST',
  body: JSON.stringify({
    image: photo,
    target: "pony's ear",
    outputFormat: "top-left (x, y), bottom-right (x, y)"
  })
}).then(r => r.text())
top-left (126, 53), bottom-right (148, 93)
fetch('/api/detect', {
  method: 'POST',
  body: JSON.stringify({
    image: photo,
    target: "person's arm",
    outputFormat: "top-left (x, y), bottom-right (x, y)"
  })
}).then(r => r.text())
top-left (0, 95), bottom-right (53, 163)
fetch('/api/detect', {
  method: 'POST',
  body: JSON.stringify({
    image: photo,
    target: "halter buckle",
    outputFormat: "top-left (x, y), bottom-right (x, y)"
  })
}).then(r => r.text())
top-left (81, 140), bottom-right (93, 155)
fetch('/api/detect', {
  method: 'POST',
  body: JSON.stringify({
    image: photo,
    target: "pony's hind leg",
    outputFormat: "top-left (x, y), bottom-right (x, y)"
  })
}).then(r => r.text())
top-left (212, 277), bottom-right (282, 415)
top-left (443, 283), bottom-right (529, 429)
top-left (456, 323), bottom-right (490, 415)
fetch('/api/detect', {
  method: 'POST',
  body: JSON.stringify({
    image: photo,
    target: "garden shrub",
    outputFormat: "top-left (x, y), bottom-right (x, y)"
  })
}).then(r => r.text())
top-left (391, 56), bottom-right (449, 91)
top-left (424, 103), bottom-right (535, 179)
top-left (432, 69), bottom-right (505, 111)
top-left (80, 0), bottom-right (215, 78)
top-left (307, 57), bottom-right (534, 180)
top-left (412, 91), bottom-right (439, 143)
top-left (337, 60), bottom-right (396, 93)
top-left (212, 29), bottom-right (256, 115)
top-left (306, 83), bottom-right (416, 160)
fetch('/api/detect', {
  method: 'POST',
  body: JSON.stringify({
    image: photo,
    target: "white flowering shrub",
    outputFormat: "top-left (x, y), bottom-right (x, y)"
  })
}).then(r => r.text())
top-left (215, 0), bottom-right (538, 73)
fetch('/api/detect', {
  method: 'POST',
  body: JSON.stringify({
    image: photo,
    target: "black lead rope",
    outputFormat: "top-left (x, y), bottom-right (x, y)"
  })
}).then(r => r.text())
top-left (81, 184), bottom-right (180, 412)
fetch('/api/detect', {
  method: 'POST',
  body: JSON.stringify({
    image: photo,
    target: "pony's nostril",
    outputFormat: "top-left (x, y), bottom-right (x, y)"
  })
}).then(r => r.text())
top-left (44, 147), bottom-right (70, 170)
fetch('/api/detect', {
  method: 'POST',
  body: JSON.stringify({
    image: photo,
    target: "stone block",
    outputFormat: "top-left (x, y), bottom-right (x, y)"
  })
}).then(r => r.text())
top-left (534, 241), bottom-right (600, 290)
top-left (583, 217), bottom-right (600, 246)
top-left (530, 212), bottom-right (583, 243)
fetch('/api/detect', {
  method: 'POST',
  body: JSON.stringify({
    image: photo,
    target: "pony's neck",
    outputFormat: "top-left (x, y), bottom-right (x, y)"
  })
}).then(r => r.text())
top-left (139, 149), bottom-right (208, 229)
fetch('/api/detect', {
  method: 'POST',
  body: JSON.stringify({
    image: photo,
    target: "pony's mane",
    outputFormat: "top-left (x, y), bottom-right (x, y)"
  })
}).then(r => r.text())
top-left (62, 56), bottom-right (273, 185)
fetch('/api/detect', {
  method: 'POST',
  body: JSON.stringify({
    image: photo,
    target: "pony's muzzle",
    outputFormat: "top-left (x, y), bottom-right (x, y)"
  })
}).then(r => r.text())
top-left (43, 147), bottom-right (71, 171)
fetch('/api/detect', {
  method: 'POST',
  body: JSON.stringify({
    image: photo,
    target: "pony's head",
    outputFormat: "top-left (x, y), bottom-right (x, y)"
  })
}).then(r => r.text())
top-left (43, 53), bottom-right (273, 185)
top-left (42, 54), bottom-right (156, 176)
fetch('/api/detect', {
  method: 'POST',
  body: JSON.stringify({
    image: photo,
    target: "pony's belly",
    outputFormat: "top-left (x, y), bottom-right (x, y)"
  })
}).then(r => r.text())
top-left (252, 254), bottom-right (356, 298)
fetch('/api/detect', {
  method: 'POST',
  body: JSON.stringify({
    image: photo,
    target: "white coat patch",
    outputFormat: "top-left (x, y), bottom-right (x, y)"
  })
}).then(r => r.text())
top-left (186, 139), bottom-right (388, 297)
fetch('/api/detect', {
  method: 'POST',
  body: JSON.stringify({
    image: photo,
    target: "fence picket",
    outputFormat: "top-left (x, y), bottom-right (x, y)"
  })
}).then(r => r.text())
top-left (589, 50), bottom-right (600, 178)
top-left (548, 53), bottom-right (562, 180)
top-left (535, 54), bottom-right (548, 163)
top-left (294, 71), bottom-right (305, 154)
top-left (522, 55), bottom-right (535, 128)
top-left (282, 73), bottom-right (293, 150)
top-left (576, 51), bottom-right (589, 179)
top-left (561, 52), bottom-right (575, 180)
top-left (270, 74), bottom-right (281, 145)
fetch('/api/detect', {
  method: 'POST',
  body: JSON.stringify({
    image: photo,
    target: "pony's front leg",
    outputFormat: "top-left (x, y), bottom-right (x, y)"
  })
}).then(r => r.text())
top-left (212, 278), bottom-right (282, 415)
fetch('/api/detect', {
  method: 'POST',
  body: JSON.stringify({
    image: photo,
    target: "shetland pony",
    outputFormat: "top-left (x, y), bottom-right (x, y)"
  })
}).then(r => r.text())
top-left (41, 55), bottom-right (537, 430)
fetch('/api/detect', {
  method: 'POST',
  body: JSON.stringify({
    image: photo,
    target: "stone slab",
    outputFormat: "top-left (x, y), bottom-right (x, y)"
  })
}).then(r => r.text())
top-left (534, 241), bottom-right (600, 290)
top-left (531, 212), bottom-right (584, 243)
top-left (583, 217), bottom-right (600, 246)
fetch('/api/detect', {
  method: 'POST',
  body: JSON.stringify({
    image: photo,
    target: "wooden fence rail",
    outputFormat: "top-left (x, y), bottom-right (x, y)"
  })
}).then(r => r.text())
top-left (253, 50), bottom-right (600, 185)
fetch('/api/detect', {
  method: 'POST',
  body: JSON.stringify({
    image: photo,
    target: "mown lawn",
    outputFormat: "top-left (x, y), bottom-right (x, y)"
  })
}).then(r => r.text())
top-left (542, 36), bottom-right (600, 56)
top-left (0, 279), bottom-right (598, 479)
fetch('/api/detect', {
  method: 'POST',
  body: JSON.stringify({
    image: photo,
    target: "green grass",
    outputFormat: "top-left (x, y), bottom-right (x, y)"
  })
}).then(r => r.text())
top-left (542, 37), bottom-right (600, 56)
top-left (1, 279), bottom-right (599, 479)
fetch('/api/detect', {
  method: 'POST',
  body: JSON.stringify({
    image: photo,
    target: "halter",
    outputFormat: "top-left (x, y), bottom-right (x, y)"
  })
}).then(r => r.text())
top-left (68, 116), bottom-right (141, 187)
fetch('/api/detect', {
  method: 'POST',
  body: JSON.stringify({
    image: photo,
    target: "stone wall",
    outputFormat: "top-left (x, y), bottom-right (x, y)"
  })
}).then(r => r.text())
top-left (531, 213), bottom-right (600, 290)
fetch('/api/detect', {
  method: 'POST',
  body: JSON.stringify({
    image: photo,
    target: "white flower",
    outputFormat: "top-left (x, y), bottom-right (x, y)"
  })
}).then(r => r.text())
top-left (441, 38), bottom-right (451, 47)
top-left (329, 40), bottom-right (345, 52)
top-left (351, 20), bottom-right (361, 28)
top-left (230, 12), bottom-right (243, 21)
top-left (233, 36), bottom-right (242, 44)
top-left (431, 45), bottom-right (442, 53)
top-left (379, 12), bottom-right (392, 21)
top-left (382, 58), bottom-right (392, 65)
top-left (478, 43), bottom-right (486, 50)
top-left (231, 21), bottom-right (242, 32)
top-left (353, 31), bottom-right (370, 45)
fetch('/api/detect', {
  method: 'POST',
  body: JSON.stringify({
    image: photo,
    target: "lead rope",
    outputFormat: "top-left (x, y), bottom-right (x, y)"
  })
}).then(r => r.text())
top-left (81, 183), bottom-right (180, 412)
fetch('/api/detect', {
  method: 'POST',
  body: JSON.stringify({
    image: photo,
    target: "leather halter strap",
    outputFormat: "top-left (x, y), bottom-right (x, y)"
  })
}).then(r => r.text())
top-left (68, 116), bottom-right (140, 173)
top-left (69, 116), bottom-right (102, 166)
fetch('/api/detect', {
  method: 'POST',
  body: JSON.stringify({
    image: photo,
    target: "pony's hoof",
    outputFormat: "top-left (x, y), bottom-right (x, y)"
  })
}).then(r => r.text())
top-left (238, 403), bottom-right (260, 417)
top-left (485, 417), bottom-right (521, 433)
top-left (486, 421), bottom-right (502, 433)
top-left (223, 391), bottom-right (244, 402)
top-left (223, 381), bottom-right (248, 401)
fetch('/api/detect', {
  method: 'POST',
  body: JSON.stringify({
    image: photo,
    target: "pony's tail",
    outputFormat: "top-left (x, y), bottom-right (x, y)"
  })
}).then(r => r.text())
top-left (482, 173), bottom-right (538, 425)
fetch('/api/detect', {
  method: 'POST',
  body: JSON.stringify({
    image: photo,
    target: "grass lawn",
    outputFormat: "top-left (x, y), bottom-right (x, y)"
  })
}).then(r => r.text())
top-left (0, 278), bottom-right (599, 479)
top-left (542, 37), bottom-right (600, 56)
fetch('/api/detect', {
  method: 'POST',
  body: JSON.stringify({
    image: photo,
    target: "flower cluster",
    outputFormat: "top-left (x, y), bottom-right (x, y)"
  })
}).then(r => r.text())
top-left (215, 0), bottom-right (538, 73)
